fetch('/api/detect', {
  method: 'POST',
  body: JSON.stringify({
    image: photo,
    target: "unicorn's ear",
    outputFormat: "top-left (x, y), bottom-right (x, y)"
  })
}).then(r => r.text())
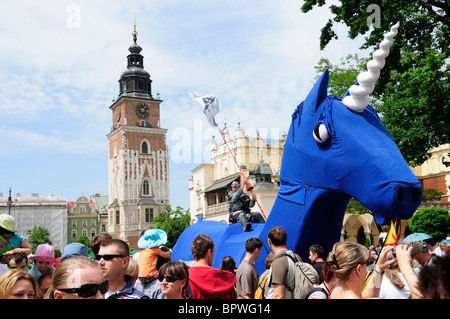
top-left (304, 69), bottom-right (329, 115)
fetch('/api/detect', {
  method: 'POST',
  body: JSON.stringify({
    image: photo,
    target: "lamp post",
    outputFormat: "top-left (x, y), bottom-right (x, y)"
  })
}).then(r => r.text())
top-left (7, 188), bottom-right (12, 215)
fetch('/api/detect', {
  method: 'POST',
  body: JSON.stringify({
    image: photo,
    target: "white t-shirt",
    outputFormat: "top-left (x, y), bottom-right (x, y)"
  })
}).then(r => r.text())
top-left (380, 272), bottom-right (411, 299)
top-left (429, 246), bottom-right (444, 257)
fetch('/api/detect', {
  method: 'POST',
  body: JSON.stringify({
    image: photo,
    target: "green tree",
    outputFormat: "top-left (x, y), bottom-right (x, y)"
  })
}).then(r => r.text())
top-left (379, 49), bottom-right (449, 166)
top-left (301, 0), bottom-right (450, 166)
top-left (314, 54), bottom-right (366, 97)
top-left (408, 207), bottom-right (450, 241)
top-left (26, 226), bottom-right (52, 252)
top-left (151, 205), bottom-right (191, 248)
top-left (77, 235), bottom-right (93, 255)
top-left (421, 188), bottom-right (444, 202)
top-left (346, 198), bottom-right (369, 215)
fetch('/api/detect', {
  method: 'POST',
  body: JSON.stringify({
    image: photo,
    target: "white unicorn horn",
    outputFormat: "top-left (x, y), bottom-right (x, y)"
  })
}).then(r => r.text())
top-left (343, 21), bottom-right (400, 113)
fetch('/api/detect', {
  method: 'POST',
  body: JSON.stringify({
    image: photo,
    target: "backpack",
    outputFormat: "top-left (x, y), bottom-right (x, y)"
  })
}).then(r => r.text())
top-left (254, 273), bottom-right (269, 299)
top-left (303, 286), bottom-right (328, 299)
top-left (268, 252), bottom-right (319, 299)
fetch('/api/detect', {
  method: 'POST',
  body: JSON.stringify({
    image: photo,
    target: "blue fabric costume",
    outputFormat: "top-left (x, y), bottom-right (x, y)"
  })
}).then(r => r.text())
top-left (172, 24), bottom-right (422, 274)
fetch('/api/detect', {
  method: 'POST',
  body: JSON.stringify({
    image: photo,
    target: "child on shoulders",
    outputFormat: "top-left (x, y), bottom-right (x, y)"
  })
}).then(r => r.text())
top-left (28, 244), bottom-right (57, 280)
top-left (0, 214), bottom-right (32, 256)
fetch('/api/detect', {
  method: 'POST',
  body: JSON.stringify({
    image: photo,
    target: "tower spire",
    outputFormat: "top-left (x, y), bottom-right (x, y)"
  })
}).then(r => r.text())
top-left (117, 15), bottom-right (153, 99)
top-left (132, 13), bottom-right (138, 43)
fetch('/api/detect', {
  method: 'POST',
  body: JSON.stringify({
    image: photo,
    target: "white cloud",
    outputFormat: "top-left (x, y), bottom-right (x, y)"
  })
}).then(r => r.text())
top-left (0, 125), bottom-right (107, 157)
top-left (0, 0), bottom-right (373, 203)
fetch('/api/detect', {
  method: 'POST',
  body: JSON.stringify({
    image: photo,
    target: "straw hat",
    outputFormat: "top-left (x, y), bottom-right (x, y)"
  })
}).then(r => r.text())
top-left (0, 214), bottom-right (16, 233)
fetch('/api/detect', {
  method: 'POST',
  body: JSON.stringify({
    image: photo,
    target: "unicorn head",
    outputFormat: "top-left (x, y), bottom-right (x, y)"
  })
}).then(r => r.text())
top-left (259, 22), bottom-right (422, 261)
top-left (277, 22), bottom-right (421, 226)
top-left (172, 23), bottom-right (422, 272)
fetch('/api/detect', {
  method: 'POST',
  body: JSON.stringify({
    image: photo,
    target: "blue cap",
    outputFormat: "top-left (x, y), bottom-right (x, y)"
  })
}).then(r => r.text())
top-left (60, 243), bottom-right (88, 262)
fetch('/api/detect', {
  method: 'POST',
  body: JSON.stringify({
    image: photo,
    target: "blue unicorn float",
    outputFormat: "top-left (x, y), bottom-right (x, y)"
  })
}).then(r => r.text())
top-left (172, 22), bottom-right (422, 274)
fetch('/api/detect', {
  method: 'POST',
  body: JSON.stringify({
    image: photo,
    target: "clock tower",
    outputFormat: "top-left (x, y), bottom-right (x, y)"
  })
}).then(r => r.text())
top-left (106, 25), bottom-right (169, 248)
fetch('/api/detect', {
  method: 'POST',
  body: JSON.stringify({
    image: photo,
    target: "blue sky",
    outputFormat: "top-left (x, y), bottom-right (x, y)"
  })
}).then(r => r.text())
top-left (0, 0), bottom-right (368, 208)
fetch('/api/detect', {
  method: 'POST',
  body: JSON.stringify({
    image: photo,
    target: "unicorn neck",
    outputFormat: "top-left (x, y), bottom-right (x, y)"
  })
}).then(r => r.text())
top-left (262, 183), bottom-right (351, 261)
top-left (305, 185), bottom-right (351, 213)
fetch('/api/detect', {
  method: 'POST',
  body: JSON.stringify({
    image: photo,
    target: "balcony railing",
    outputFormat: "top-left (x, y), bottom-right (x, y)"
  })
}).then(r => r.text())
top-left (205, 202), bottom-right (229, 217)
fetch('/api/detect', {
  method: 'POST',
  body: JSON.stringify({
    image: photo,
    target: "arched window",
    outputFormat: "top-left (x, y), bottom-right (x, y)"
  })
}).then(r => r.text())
top-left (141, 141), bottom-right (148, 153)
top-left (141, 140), bottom-right (150, 154)
top-left (143, 179), bottom-right (150, 196)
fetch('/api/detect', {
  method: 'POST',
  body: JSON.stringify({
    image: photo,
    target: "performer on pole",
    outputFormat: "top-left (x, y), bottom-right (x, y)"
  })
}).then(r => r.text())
top-left (228, 178), bottom-right (265, 232)
top-left (189, 90), bottom-right (268, 222)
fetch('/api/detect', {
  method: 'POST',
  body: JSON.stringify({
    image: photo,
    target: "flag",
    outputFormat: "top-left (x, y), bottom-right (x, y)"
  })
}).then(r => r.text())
top-left (383, 219), bottom-right (401, 247)
top-left (188, 91), bottom-right (265, 220)
top-left (188, 91), bottom-right (223, 135)
top-left (362, 219), bottom-right (400, 291)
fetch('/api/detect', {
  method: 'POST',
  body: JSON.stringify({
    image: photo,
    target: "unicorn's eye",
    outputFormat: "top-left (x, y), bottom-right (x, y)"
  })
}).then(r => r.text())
top-left (313, 123), bottom-right (329, 145)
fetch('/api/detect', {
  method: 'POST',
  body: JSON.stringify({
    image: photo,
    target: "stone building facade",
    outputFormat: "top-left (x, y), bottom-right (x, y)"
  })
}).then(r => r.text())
top-left (67, 196), bottom-right (98, 244)
top-left (0, 192), bottom-right (67, 250)
top-left (411, 144), bottom-right (450, 203)
top-left (189, 126), bottom-right (285, 223)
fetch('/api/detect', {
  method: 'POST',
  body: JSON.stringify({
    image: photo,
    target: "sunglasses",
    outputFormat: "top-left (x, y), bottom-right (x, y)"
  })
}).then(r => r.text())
top-left (158, 275), bottom-right (181, 283)
top-left (58, 280), bottom-right (109, 298)
top-left (95, 254), bottom-right (127, 261)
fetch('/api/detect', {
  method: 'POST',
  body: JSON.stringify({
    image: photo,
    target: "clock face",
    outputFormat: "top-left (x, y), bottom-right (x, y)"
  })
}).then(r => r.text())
top-left (115, 106), bottom-right (121, 121)
top-left (136, 103), bottom-right (149, 118)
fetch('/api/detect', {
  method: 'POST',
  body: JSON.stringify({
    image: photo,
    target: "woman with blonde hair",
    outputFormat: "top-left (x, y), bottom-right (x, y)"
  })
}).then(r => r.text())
top-left (328, 241), bottom-right (395, 299)
top-left (379, 250), bottom-right (411, 299)
top-left (0, 269), bottom-right (39, 299)
top-left (45, 256), bottom-right (107, 299)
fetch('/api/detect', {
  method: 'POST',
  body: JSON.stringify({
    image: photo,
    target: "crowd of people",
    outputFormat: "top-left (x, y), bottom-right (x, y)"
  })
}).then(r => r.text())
top-left (0, 213), bottom-right (449, 299)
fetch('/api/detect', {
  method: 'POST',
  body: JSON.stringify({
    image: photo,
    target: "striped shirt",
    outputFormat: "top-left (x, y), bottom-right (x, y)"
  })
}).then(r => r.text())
top-left (106, 276), bottom-right (149, 299)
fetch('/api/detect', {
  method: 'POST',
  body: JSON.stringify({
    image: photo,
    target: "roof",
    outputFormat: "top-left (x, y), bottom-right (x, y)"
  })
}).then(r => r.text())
top-left (108, 199), bottom-right (119, 208)
top-left (75, 196), bottom-right (90, 203)
top-left (203, 174), bottom-right (240, 193)
top-left (254, 162), bottom-right (272, 175)
top-left (0, 195), bottom-right (67, 206)
top-left (252, 182), bottom-right (279, 190)
top-left (137, 197), bottom-right (158, 205)
top-left (68, 200), bottom-right (96, 210)
top-left (92, 195), bottom-right (109, 210)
